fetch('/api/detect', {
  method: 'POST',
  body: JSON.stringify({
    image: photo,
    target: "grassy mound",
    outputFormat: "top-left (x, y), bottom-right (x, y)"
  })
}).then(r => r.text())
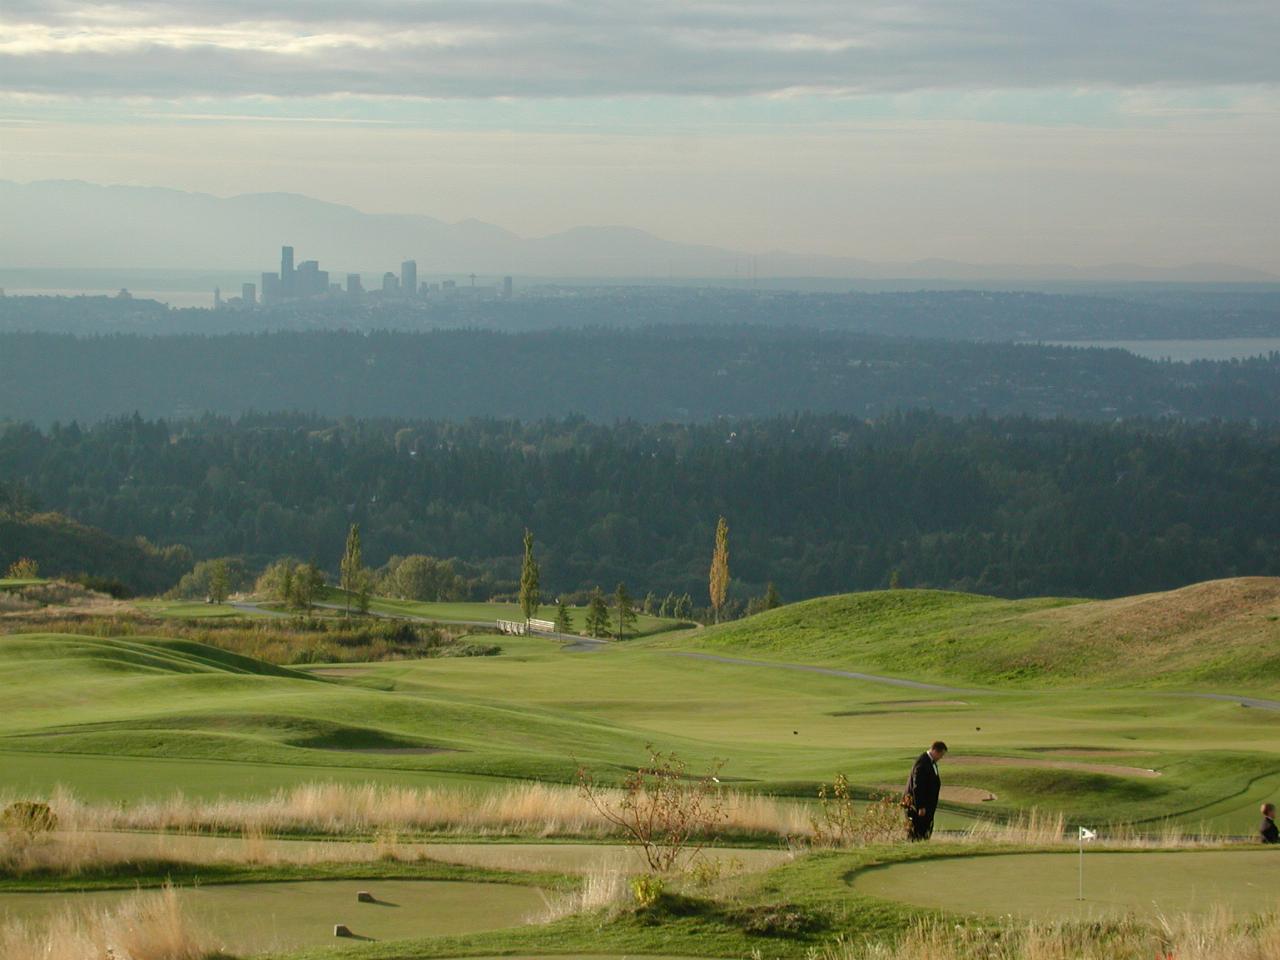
top-left (666, 578), bottom-right (1280, 689)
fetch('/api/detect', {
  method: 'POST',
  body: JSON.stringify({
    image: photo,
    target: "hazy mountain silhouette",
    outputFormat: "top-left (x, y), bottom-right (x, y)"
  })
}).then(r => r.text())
top-left (1, 180), bottom-right (1272, 283)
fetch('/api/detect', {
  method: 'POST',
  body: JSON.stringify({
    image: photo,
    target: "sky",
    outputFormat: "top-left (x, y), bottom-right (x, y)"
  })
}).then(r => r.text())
top-left (0, 1), bottom-right (1277, 271)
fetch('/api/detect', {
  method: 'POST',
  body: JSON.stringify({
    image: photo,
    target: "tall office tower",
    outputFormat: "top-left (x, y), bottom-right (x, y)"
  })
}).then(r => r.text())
top-left (401, 260), bottom-right (417, 298)
top-left (261, 272), bottom-right (280, 303)
top-left (213, 287), bottom-right (222, 309)
top-left (503, 276), bottom-right (513, 299)
top-left (241, 282), bottom-right (256, 306)
top-left (280, 245), bottom-right (295, 297)
top-left (347, 273), bottom-right (364, 296)
top-left (381, 272), bottom-right (400, 295)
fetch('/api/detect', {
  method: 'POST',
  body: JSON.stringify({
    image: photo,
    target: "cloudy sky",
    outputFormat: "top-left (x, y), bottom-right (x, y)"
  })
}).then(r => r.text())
top-left (1, 1), bottom-right (1277, 270)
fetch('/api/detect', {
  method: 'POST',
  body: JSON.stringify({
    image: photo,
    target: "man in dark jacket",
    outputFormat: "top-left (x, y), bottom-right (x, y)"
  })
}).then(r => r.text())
top-left (903, 740), bottom-right (948, 840)
top-left (1261, 803), bottom-right (1279, 844)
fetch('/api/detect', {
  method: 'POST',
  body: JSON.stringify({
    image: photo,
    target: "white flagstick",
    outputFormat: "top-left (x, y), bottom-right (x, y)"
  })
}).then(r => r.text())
top-left (1077, 827), bottom-right (1096, 900)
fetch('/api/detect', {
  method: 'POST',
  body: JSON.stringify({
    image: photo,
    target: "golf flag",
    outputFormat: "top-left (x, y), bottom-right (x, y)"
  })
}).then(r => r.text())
top-left (1077, 826), bottom-right (1096, 900)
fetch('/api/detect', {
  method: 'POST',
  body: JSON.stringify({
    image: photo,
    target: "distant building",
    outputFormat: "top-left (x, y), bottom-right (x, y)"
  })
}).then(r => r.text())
top-left (213, 287), bottom-right (222, 309)
top-left (347, 273), bottom-right (363, 296)
top-left (280, 246), bottom-right (295, 298)
top-left (401, 260), bottom-right (417, 299)
top-left (441, 279), bottom-right (456, 294)
top-left (382, 272), bottom-right (400, 295)
top-left (503, 275), bottom-right (513, 299)
top-left (261, 272), bottom-right (280, 303)
top-left (295, 260), bottom-right (329, 298)
top-left (241, 282), bottom-right (256, 306)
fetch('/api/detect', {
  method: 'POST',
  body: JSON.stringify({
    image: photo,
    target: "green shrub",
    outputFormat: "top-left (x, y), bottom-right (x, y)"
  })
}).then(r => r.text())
top-left (631, 874), bottom-right (664, 908)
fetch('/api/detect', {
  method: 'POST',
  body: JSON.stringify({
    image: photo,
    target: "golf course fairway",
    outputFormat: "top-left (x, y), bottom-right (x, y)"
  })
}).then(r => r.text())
top-left (853, 849), bottom-right (1280, 919)
top-left (0, 879), bottom-right (545, 952)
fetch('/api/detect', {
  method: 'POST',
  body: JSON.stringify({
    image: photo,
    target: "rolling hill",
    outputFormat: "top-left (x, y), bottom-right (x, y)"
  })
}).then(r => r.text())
top-left (661, 579), bottom-right (1280, 691)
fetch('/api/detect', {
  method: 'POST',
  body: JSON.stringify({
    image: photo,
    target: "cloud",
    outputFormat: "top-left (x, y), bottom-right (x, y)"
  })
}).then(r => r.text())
top-left (0, 1), bottom-right (1276, 100)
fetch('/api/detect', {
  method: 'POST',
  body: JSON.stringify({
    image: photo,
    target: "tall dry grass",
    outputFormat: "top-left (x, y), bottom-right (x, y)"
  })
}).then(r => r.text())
top-left (0, 883), bottom-right (220, 960)
top-left (533, 862), bottom-right (631, 923)
top-left (806, 910), bottom-right (1280, 960)
top-left (31, 781), bottom-right (811, 841)
top-left (960, 808), bottom-right (1231, 849)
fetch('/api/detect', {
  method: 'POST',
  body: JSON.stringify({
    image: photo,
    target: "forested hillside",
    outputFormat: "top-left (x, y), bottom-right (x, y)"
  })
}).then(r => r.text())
top-left (2, 327), bottom-right (1279, 426)
top-left (2, 412), bottom-right (1277, 602)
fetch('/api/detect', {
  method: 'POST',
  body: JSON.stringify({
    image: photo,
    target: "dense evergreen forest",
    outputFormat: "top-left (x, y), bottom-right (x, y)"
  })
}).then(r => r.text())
top-left (3, 327), bottom-right (1280, 426)
top-left (3, 413), bottom-right (1278, 602)
top-left (3, 287), bottom-right (1278, 339)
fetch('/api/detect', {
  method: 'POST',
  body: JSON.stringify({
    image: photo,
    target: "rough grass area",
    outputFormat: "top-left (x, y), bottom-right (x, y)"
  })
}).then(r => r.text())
top-left (662, 579), bottom-right (1280, 689)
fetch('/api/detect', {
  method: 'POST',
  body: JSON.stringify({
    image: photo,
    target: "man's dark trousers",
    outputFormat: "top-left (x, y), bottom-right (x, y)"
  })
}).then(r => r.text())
top-left (904, 750), bottom-right (941, 841)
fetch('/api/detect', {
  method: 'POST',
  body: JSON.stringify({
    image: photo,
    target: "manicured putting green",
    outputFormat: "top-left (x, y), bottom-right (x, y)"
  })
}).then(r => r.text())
top-left (0, 880), bottom-right (545, 952)
top-left (854, 850), bottom-right (1280, 919)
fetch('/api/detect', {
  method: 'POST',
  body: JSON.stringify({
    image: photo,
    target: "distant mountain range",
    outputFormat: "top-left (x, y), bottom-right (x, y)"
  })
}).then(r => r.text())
top-left (1, 179), bottom-right (1274, 283)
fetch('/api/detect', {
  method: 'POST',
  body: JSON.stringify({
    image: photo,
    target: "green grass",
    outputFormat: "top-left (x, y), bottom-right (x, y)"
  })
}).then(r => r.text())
top-left (0, 578), bottom-right (48, 590)
top-left (3, 622), bottom-right (1280, 831)
top-left (0, 879), bottom-right (548, 953)
top-left (135, 598), bottom-right (270, 619)
top-left (852, 848), bottom-right (1280, 919)
top-left (656, 582), bottom-right (1280, 691)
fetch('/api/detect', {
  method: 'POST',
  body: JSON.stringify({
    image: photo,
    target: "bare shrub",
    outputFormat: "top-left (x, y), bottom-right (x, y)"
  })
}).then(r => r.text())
top-left (809, 776), bottom-right (906, 847)
top-left (578, 746), bottom-right (729, 872)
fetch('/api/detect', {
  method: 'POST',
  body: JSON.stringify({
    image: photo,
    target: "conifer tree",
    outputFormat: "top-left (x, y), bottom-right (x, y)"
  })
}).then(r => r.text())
top-left (556, 597), bottom-right (573, 634)
top-left (709, 516), bottom-right (730, 623)
top-left (585, 587), bottom-right (610, 638)
top-left (764, 581), bottom-right (781, 610)
top-left (519, 528), bottom-right (541, 622)
top-left (615, 582), bottom-right (638, 640)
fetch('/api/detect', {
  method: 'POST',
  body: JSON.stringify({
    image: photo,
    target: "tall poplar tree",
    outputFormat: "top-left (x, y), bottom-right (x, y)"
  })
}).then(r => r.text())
top-left (709, 515), bottom-right (730, 623)
top-left (519, 528), bottom-right (540, 622)
top-left (340, 523), bottom-right (362, 616)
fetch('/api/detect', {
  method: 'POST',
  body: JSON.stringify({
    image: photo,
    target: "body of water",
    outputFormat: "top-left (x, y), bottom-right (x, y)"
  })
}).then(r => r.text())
top-left (1046, 338), bottom-right (1280, 362)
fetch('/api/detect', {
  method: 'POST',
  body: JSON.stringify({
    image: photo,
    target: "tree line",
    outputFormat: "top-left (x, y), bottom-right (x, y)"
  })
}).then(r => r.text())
top-left (3, 326), bottom-right (1280, 427)
top-left (4, 411), bottom-right (1280, 602)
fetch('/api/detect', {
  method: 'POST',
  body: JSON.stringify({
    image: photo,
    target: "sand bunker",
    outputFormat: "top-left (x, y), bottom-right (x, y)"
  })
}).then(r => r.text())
top-left (949, 756), bottom-right (1160, 778)
top-left (308, 667), bottom-right (369, 677)
top-left (870, 699), bottom-right (970, 707)
top-left (312, 745), bottom-right (449, 755)
top-left (1030, 748), bottom-right (1157, 759)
